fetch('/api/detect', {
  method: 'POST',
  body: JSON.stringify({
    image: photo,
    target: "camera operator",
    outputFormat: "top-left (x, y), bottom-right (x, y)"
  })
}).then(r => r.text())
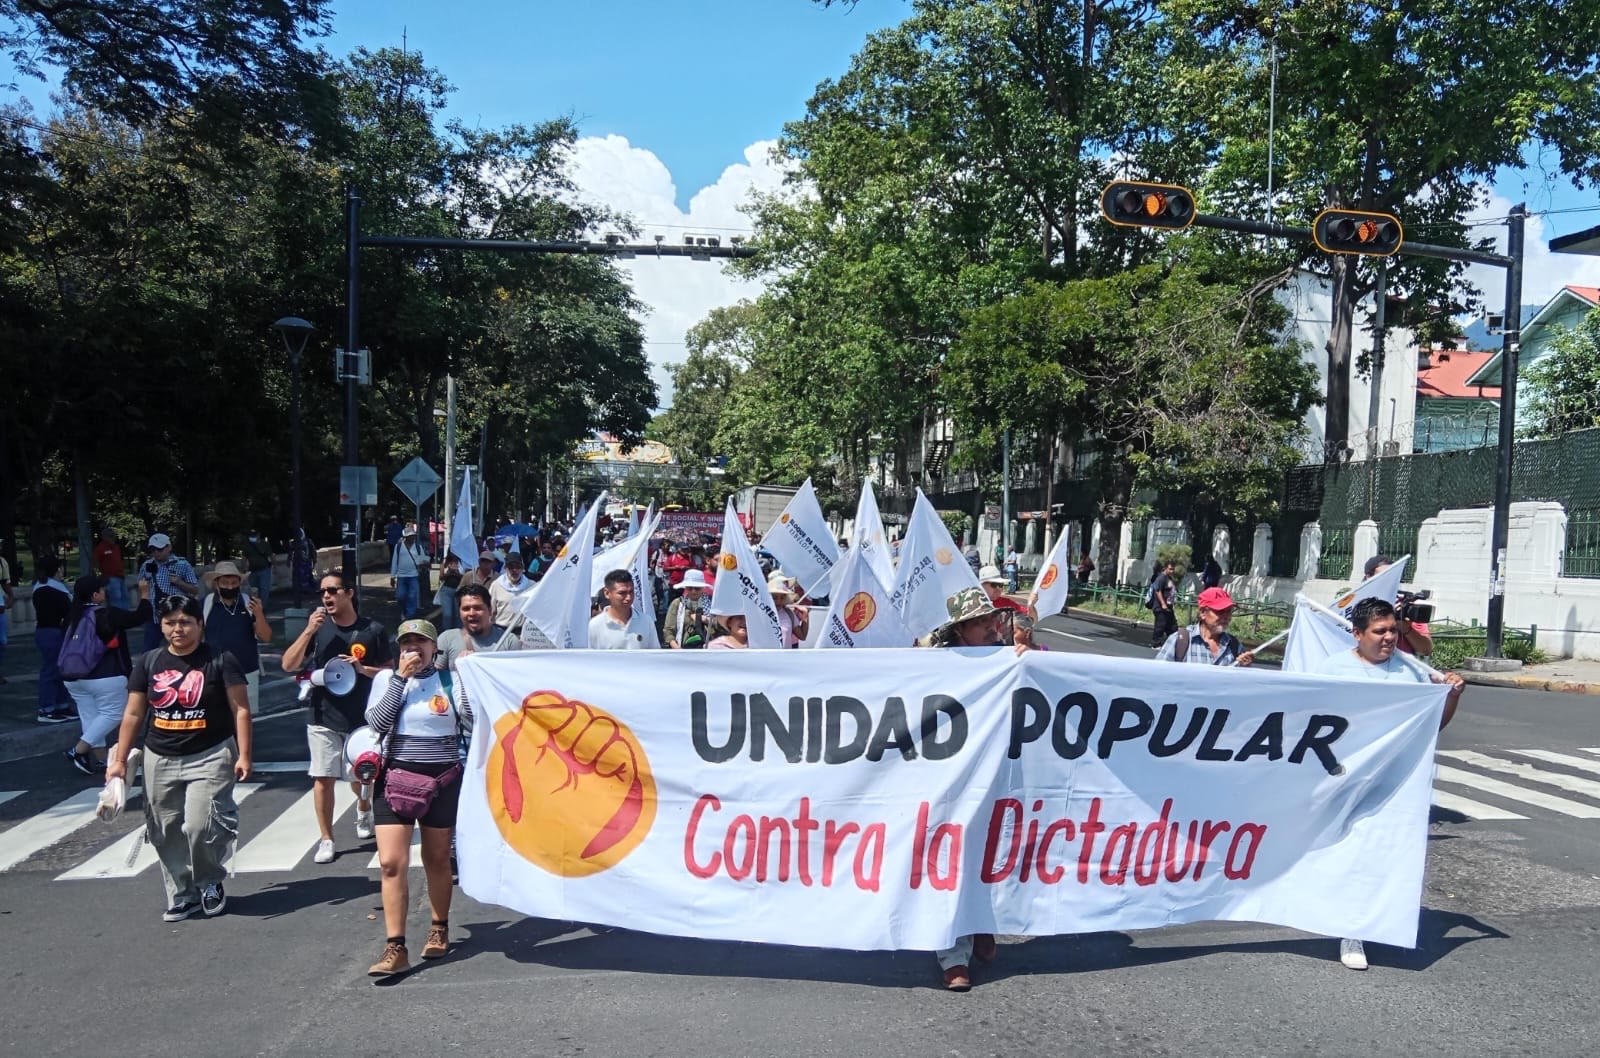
top-left (1313, 594), bottom-right (1464, 974)
top-left (1363, 555), bottom-right (1433, 656)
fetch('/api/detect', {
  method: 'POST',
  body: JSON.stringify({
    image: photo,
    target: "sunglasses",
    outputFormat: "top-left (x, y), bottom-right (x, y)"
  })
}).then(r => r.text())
top-left (319, 586), bottom-right (346, 595)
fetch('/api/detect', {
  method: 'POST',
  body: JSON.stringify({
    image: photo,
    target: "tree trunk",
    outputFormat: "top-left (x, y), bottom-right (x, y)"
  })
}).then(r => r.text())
top-left (1324, 254), bottom-right (1356, 461)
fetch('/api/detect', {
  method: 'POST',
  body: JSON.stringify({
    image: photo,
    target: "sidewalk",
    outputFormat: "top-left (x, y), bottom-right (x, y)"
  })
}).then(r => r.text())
top-left (0, 570), bottom-right (439, 762)
top-left (1062, 604), bottom-right (1600, 695)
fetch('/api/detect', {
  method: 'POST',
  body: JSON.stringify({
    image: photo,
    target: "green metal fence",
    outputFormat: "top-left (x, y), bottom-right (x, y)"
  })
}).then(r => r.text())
top-left (1318, 524), bottom-right (1356, 579)
top-left (1564, 508), bottom-right (1600, 578)
top-left (1376, 522), bottom-right (1420, 579)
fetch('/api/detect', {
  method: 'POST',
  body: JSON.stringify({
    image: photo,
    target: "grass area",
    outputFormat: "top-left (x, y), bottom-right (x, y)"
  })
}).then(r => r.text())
top-left (1430, 635), bottom-right (1549, 670)
top-left (1068, 592), bottom-right (1291, 646)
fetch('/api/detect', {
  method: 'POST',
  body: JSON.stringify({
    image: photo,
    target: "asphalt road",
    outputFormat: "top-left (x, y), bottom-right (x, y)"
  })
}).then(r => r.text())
top-left (3, 618), bottom-right (1599, 1057)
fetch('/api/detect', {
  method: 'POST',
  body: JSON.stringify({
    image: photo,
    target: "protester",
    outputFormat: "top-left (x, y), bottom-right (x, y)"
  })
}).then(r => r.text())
top-left (489, 553), bottom-right (534, 628)
top-left (243, 528), bottom-right (274, 601)
top-left (202, 561), bottom-right (273, 713)
top-left (1363, 554), bottom-right (1434, 655)
top-left (705, 612), bottom-right (749, 650)
top-left (1313, 596), bottom-right (1465, 971)
top-left (140, 533), bottom-right (199, 650)
top-left (291, 528), bottom-right (316, 599)
top-left (1148, 561), bottom-right (1178, 649)
top-left (1075, 549), bottom-right (1095, 584)
top-left (460, 550), bottom-right (498, 592)
top-left (589, 570), bottom-right (655, 649)
top-left (978, 565), bottom-right (1028, 614)
top-left (1003, 544), bottom-right (1020, 593)
top-left (1154, 587), bottom-right (1254, 666)
top-left (92, 527), bottom-right (127, 607)
top-left (663, 569), bottom-right (711, 649)
top-left (105, 595), bottom-right (253, 922)
top-left (436, 584), bottom-right (522, 668)
top-left (365, 619), bottom-right (470, 976)
top-left (32, 556), bottom-right (74, 723)
top-left (384, 515), bottom-right (404, 559)
top-left (925, 586), bottom-right (1033, 990)
top-left (435, 554), bottom-right (463, 631)
top-left (61, 574), bottom-right (151, 773)
top-left (389, 524), bottom-right (429, 620)
top-left (281, 570), bottom-right (392, 864)
top-left (1201, 555), bottom-right (1223, 590)
top-left (767, 573), bottom-right (810, 648)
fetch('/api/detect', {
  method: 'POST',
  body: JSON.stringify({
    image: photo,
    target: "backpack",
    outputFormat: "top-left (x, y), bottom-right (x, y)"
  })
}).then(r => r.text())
top-left (58, 607), bottom-right (109, 679)
top-left (1141, 579), bottom-right (1158, 610)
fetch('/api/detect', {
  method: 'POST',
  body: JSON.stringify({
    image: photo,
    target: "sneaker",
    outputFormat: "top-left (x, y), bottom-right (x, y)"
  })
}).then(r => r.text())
top-left (942, 965), bottom-right (972, 992)
top-left (313, 838), bottom-right (336, 864)
top-left (37, 710), bottom-right (72, 725)
top-left (1340, 938), bottom-right (1368, 971)
top-left (355, 809), bottom-right (374, 840)
top-left (422, 923), bottom-right (449, 960)
top-left (162, 901), bottom-right (199, 922)
top-left (66, 749), bottom-right (95, 776)
top-left (973, 933), bottom-right (997, 964)
top-left (200, 882), bottom-right (226, 917)
top-left (368, 942), bottom-right (411, 977)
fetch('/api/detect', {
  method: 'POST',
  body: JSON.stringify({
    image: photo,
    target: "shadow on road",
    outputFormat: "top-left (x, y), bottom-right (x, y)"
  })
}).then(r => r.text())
top-left (231, 874), bottom-right (378, 919)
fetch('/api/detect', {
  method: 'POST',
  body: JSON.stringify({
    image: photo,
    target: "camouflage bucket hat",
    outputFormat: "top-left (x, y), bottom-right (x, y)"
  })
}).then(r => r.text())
top-left (943, 587), bottom-right (999, 628)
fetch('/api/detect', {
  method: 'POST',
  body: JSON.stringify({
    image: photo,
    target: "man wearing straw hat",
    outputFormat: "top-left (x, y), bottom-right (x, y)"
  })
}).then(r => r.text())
top-left (766, 572), bottom-right (810, 648)
top-left (202, 561), bottom-right (273, 713)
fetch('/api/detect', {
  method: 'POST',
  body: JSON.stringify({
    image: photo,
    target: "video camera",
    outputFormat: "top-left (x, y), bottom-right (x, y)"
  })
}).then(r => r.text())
top-left (1396, 589), bottom-right (1434, 625)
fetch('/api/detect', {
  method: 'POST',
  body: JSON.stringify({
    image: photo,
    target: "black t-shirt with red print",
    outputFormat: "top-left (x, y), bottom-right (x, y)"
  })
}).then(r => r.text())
top-left (129, 644), bottom-right (246, 757)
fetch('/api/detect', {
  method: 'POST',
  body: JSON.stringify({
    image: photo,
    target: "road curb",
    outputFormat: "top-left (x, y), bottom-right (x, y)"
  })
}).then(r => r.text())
top-left (1454, 670), bottom-right (1600, 695)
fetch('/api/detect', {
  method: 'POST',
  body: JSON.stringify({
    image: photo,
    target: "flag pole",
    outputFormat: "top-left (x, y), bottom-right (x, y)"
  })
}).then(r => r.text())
top-left (1294, 592), bottom-right (1440, 679)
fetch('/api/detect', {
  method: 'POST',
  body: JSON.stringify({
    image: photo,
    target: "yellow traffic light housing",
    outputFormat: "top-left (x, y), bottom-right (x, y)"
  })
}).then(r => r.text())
top-left (1100, 181), bottom-right (1197, 230)
top-left (1313, 208), bottom-right (1403, 256)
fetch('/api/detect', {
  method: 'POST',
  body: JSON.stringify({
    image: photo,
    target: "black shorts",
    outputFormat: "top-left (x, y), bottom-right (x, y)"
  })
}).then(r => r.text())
top-left (372, 758), bottom-right (463, 830)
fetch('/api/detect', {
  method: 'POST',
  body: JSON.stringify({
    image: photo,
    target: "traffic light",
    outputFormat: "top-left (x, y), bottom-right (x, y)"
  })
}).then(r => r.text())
top-left (1312, 208), bottom-right (1403, 256)
top-left (1100, 181), bottom-right (1197, 230)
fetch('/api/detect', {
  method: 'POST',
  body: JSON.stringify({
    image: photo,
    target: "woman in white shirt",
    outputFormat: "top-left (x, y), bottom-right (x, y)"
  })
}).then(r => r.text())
top-left (363, 619), bottom-right (471, 977)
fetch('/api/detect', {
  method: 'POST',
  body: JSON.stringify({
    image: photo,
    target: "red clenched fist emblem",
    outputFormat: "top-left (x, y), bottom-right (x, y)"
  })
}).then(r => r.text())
top-left (487, 690), bottom-right (657, 876)
top-left (844, 591), bottom-right (877, 632)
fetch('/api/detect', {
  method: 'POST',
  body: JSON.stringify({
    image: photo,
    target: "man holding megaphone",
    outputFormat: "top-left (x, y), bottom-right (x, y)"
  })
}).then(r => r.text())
top-left (281, 570), bottom-right (393, 864)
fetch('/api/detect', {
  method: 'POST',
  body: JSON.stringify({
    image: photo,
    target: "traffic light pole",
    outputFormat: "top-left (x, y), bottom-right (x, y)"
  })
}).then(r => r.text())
top-left (1183, 209), bottom-right (1522, 658)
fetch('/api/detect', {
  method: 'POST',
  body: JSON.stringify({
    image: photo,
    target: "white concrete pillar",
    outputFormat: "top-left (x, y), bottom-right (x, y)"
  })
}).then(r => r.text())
top-left (1352, 519), bottom-right (1380, 579)
top-left (1299, 521), bottom-right (1323, 582)
top-left (1251, 523), bottom-right (1272, 579)
top-left (1212, 524), bottom-right (1232, 573)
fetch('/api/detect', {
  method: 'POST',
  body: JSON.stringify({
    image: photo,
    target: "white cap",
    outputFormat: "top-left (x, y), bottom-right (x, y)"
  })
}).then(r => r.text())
top-left (147, 533), bottom-right (171, 549)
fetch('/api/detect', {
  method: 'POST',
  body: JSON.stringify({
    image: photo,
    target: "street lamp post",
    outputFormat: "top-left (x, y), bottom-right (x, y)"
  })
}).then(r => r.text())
top-left (273, 315), bottom-right (314, 610)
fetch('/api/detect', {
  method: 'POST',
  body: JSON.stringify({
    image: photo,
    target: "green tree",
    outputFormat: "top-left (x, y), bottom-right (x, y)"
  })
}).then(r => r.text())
top-left (1522, 309), bottom-right (1600, 439)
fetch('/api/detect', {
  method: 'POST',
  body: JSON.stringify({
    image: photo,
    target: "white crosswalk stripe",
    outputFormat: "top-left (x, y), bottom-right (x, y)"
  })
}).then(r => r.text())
top-left (13, 746), bottom-right (1600, 879)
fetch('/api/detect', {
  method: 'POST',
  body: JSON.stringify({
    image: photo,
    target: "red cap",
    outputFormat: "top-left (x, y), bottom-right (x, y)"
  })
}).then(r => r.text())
top-left (1197, 587), bottom-right (1235, 611)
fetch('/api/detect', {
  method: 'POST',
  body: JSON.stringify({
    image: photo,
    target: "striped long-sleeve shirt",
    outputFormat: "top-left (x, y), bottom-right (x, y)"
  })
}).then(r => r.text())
top-left (364, 666), bottom-right (474, 764)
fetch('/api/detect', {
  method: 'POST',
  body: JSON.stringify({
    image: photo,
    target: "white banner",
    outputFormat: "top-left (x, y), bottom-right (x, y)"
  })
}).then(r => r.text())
top-left (709, 499), bottom-right (783, 649)
top-left (456, 649), bottom-right (1446, 952)
top-left (889, 489), bottom-right (982, 638)
top-left (1030, 522), bottom-right (1075, 619)
top-left (761, 478), bottom-right (839, 598)
top-left (816, 539), bottom-right (914, 648)
top-left (518, 492), bottom-right (606, 648)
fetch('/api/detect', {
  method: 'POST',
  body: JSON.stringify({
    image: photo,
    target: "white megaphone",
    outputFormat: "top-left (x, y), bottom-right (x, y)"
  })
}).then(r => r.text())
top-left (299, 657), bottom-right (358, 700)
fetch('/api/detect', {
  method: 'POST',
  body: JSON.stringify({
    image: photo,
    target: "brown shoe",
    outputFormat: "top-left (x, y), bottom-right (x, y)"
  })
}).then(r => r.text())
top-left (973, 933), bottom-right (997, 963)
top-left (942, 965), bottom-right (971, 992)
top-left (422, 924), bottom-right (449, 960)
top-left (368, 942), bottom-right (410, 977)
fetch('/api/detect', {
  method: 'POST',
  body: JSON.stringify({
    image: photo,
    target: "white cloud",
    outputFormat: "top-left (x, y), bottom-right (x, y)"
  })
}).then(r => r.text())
top-left (1463, 189), bottom-right (1600, 318)
top-left (567, 136), bottom-right (790, 407)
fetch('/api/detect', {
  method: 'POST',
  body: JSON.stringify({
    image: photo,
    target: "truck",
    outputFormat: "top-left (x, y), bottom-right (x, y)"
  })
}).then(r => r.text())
top-left (732, 483), bottom-right (801, 539)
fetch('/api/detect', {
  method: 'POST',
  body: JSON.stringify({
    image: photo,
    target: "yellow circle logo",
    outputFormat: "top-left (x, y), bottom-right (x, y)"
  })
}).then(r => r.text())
top-left (934, 547), bottom-right (953, 565)
top-left (719, 553), bottom-right (738, 571)
top-left (487, 690), bottom-right (657, 877)
top-left (780, 513), bottom-right (791, 524)
top-left (844, 591), bottom-right (877, 632)
top-left (1039, 564), bottom-right (1058, 589)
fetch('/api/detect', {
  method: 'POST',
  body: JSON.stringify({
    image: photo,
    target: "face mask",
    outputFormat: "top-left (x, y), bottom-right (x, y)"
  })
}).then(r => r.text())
top-left (218, 586), bottom-right (240, 600)
top-left (248, 534), bottom-right (258, 542)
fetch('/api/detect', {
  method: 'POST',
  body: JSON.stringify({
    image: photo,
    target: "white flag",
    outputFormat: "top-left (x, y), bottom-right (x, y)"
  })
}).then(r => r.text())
top-left (889, 488), bottom-right (983, 639)
top-left (1030, 522), bottom-right (1075, 619)
top-left (518, 491), bottom-right (606, 648)
top-left (835, 479), bottom-right (894, 594)
top-left (709, 499), bottom-right (784, 649)
top-left (1283, 595), bottom-right (1359, 673)
top-left (761, 478), bottom-right (840, 598)
top-left (590, 516), bottom-right (657, 596)
top-left (448, 467), bottom-right (479, 568)
top-left (632, 514), bottom-right (661, 647)
top-left (627, 506), bottom-right (641, 539)
top-left (1331, 556), bottom-right (1409, 620)
top-left (816, 541), bottom-right (915, 648)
